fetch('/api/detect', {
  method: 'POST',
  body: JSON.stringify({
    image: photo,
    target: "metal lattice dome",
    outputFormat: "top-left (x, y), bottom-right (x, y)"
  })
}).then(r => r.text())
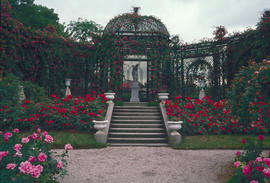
top-left (104, 7), bottom-right (170, 37)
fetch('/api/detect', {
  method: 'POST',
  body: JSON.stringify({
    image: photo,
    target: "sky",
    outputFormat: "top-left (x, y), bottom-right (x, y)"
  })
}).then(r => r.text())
top-left (35, 0), bottom-right (270, 43)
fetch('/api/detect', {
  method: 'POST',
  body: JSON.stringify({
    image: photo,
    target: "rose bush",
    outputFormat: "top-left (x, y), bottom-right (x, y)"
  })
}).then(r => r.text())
top-left (0, 92), bottom-right (107, 132)
top-left (165, 95), bottom-right (266, 135)
top-left (0, 128), bottom-right (73, 183)
top-left (229, 135), bottom-right (270, 183)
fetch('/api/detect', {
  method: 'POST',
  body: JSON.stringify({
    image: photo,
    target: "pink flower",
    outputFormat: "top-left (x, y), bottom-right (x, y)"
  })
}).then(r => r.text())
top-left (14, 144), bottom-right (22, 151)
top-left (37, 128), bottom-right (41, 133)
top-left (236, 151), bottom-right (241, 156)
top-left (0, 131), bottom-right (2, 135)
top-left (30, 164), bottom-right (43, 178)
top-left (234, 161), bottom-right (241, 168)
top-left (38, 152), bottom-right (47, 162)
top-left (65, 144), bottom-right (73, 150)
top-left (32, 132), bottom-right (38, 140)
top-left (263, 158), bottom-right (270, 166)
top-left (255, 157), bottom-right (263, 162)
top-left (28, 156), bottom-right (36, 163)
top-left (13, 151), bottom-right (22, 158)
top-left (13, 128), bottom-right (20, 133)
top-left (243, 165), bottom-right (252, 175)
top-left (44, 135), bottom-right (53, 143)
top-left (56, 161), bottom-right (63, 168)
top-left (0, 151), bottom-right (9, 162)
top-left (19, 161), bottom-right (32, 174)
top-left (42, 131), bottom-right (48, 136)
top-left (250, 180), bottom-right (259, 183)
top-left (4, 132), bottom-right (12, 138)
top-left (21, 137), bottom-right (30, 144)
top-left (258, 135), bottom-right (264, 141)
top-left (6, 163), bottom-right (16, 170)
top-left (263, 168), bottom-right (270, 178)
top-left (256, 165), bottom-right (264, 172)
top-left (241, 139), bottom-right (246, 144)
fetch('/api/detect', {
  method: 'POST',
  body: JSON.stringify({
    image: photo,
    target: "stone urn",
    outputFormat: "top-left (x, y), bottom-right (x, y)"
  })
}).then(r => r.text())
top-left (93, 120), bottom-right (108, 131)
top-left (167, 121), bottom-right (183, 133)
top-left (104, 92), bottom-right (115, 103)
top-left (158, 93), bottom-right (169, 103)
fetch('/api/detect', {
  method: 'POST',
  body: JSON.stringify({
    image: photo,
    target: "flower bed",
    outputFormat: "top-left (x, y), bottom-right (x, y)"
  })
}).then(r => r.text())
top-left (0, 128), bottom-right (73, 182)
top-left (230, 135), bottom-right (270, 183)
top-left (165, 95), bottom-right (267, 135)
top-left (0, 92), bottom-right (107, 132)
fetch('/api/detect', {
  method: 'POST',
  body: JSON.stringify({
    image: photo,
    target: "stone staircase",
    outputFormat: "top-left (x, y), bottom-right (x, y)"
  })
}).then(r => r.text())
top-left (108, 102), bottom-right (168, 146)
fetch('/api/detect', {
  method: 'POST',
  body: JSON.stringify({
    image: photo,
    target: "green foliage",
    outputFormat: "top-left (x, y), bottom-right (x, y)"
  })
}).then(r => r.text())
top-left (0, 74), bottom-right (21, 107)
top-left (227, 60), bottom-right (270, 134)
top-left (22, 80), bottom-right (49, 103)
top-left (66, 18), bottom-right (103, 42)
top-left (8, 0), bottom-right (66, 35)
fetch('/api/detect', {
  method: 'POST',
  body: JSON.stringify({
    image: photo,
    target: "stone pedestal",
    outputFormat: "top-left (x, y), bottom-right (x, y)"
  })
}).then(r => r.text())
top-left (199, 88), bottom-right (205, 100)
top-left (130, 81), bottom-right (140, 102)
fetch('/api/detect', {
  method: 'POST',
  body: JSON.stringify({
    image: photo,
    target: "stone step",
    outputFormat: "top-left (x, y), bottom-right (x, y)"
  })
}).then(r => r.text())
top-left (114, 108), bottom-right (160, 112)
top-left (110, 123), bottom-right (164, 128)
top-left (111, 119), bottom-right (163, 124)
top-left (122, 102), bottom-right (148, 106)
top-left (108, 137), bottom-right (168, 143)
top-left (109, 128), bottom-right (165, 133)
top-left (108, 143), bottom-right (168, 147)
top-left (109, 132), bottom-right (166, 138)
top-left (114, 106), bottom-right (159, 109)
top-left (113, 112), bottom-right (161, 116)
top-left (112, 115), bottom-right (162, 120)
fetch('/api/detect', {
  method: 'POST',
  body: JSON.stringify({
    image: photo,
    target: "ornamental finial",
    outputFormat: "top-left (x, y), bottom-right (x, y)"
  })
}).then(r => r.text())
top-left (133, 7), bottom-right (140, 14)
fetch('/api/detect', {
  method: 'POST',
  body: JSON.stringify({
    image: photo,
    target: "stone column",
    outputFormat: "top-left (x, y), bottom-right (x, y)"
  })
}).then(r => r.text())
top-left (130, 81), bottom-right (140, 102)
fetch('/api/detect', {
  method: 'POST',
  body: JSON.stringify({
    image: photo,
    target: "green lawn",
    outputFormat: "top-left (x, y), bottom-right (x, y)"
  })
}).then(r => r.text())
top-left (173, 135), bottom-right (270, 149)
top-left (20, 130), bottom-right (106, 149)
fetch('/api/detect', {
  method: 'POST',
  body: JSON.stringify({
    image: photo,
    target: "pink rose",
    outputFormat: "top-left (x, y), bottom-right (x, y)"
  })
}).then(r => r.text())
top-left (21, 137), bottom-right (30, 144)
top-left (38, 152), bottom-right (47, 162)
top-left (65, 144), bottom-right (73, 150)
top-left (236, 151), bottom-right (241, 156)
top-left (14, 144), bottom-right (22, 151)
top-left (0, 151), bottom-right (9, 162)
top-left (56, 161), bottom-right (63, 169)
top-left (13, 151), bottom-right (22, 158)
top-left (258, 135), bottom-right (264, 141)
top-left (18, 161), bottom-right (32, 174)
top-left (32, 132), bottom-right (38, 140)
top-left (263, 158), bottom-right (270, 166)
top-left (243, 165), bottom-right (252, 175)
top-left (234, 161), bottom-right (241, 168)
top-left (13, 128), bottom-right (20, 133)
top-left (250, 181), bottom-right (259, 183)
top-left (4, 132), bottom-right (12, 138)
top-left (241, 139), bottom-right (246, 144)
top-left (255, 157), bottom-right (263, 162)
top-left (28, 156), bottom-right (36, 163)
top-left (37, 128), bottom-right (41, 133)
top-left (30, 164), bottom-right (43, 178)
top-left (256, 165), bottom-right (264, 172)
top-left (263, 168), bottom-right (270, 178)
top-left (0, 131), bottom-right (2, 135)
top-left (42, 131), bottom-right (48, 136)
top-left (6, 163), bottom-right (16, 169)
top-left (44, 135), bottom-right (53, 143)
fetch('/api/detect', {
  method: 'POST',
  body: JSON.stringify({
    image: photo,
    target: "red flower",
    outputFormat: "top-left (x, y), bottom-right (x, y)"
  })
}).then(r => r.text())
top-left (258, 135), bottom-right (264, 141)
top-left (241, 139), bottom-right (246, 144)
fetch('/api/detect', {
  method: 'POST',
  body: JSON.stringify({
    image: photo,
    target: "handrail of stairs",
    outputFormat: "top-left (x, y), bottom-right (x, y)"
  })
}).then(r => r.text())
top-left (93, 102), bottom-right (114, 144)
top-left (159, 103), bottom-right (182, 146)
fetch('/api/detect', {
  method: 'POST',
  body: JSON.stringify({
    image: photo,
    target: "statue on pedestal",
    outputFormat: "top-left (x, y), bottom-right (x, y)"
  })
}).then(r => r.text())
top-left (132, 64), bottom-right (139, 81)
top-left (130, 64), bottom-right (140, 102)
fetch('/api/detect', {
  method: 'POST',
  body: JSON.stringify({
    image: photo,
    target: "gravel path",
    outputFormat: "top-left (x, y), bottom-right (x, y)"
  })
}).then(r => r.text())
top-left (55, 147), bottom-right (237, 183)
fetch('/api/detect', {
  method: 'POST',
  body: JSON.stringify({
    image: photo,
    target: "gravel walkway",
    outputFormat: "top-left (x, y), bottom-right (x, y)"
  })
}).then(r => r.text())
top-left (55, 147), bottom-right (237, 183)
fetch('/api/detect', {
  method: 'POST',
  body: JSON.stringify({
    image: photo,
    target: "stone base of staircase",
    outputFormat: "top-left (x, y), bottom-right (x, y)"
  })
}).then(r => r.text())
top-left (108, 102), bottom-right (168, 146)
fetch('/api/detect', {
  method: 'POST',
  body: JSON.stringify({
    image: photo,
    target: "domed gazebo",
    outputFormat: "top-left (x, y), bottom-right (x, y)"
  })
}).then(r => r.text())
top-left (104, 7), bottom-right (170, 38)
top-left (99, 8), bottom-right (173, 101)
